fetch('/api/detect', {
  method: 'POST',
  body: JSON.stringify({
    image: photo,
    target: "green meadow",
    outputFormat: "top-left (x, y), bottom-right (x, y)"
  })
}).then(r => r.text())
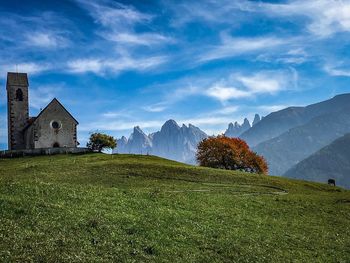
top-left (0, 153), bottom-right (349, 262)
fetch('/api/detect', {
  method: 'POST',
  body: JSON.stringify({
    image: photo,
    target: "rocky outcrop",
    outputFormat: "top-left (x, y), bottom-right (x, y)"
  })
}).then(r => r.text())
top-left (224, 118), bottom-right (251, 138)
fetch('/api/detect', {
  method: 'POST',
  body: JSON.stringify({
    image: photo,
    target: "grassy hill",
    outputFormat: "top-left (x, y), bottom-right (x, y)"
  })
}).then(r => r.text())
top-left (0, 154), bottom-right (349, 262)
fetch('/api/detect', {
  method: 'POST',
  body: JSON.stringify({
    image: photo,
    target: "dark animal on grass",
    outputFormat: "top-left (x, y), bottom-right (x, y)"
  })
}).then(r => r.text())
top-left (328, 179), bottom-right (336, 186)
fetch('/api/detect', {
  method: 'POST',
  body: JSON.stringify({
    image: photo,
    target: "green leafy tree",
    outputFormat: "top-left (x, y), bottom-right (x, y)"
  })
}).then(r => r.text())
top-left (87, 133), bottom-right (117, 152)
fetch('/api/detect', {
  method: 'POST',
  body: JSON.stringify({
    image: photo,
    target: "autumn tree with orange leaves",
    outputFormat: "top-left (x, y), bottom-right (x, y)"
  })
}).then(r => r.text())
top-left (196, 135), bottom-right (268, 174)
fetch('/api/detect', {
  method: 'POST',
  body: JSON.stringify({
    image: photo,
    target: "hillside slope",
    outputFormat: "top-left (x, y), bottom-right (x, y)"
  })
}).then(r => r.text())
top-left (253, 108), bottom-right (350, 175)
top-left (0, 154), bottom-right (349, 262)
top-left (240, 93), bottom-right (350, 147)
top-left (285, 133), bottom-right (350, 189)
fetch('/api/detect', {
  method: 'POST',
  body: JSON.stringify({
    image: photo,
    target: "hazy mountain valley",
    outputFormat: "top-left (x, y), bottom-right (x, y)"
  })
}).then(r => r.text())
top-left (115, 94), bottom-right (350, 188)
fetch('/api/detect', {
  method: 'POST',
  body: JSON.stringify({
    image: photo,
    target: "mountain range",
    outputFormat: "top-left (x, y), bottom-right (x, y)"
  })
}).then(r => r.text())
top-left (240, 94), bottom-right (350, 147)
top-left (284, 133), bottom-right (350, 189)
top-left (114, 120), bottom-right (207, 164)
top-left (115, 93), bottom-right (350, 188)
top-left (224, 114), bottom-right (261, 138)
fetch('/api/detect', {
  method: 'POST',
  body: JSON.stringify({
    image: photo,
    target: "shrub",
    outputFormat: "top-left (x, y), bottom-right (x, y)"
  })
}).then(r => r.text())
top-left (196, 135), bottom-right (268, 174)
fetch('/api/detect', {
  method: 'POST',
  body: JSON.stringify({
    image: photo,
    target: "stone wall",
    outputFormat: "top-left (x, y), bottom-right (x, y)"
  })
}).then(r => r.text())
top-left (7, 75), bottom-right (29, 150)
top-left (33, 99), bottom-right (78, 148)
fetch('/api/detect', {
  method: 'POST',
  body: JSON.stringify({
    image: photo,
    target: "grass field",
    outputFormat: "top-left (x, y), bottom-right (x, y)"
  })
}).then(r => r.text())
top-left (0, 153), bottom-right (349, 262)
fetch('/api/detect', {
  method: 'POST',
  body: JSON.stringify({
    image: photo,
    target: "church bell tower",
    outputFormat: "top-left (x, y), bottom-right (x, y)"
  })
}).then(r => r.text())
top-left (6, 72), bottom-right (29, 150)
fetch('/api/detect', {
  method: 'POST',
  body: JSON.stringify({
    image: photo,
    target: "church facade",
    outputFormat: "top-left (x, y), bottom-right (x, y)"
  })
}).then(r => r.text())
top-left (6, 72), bottom-right (78, 150)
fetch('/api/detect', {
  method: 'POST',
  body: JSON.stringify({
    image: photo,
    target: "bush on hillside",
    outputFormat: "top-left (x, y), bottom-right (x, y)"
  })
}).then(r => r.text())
top-left (196, 135), bottom-right (268, 174)
top-left (87, 133), bottom-right (117, 152)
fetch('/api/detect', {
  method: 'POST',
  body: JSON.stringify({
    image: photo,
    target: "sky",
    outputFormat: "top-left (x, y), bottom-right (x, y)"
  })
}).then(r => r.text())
top-left (1, 0), bottom-right (350, 149)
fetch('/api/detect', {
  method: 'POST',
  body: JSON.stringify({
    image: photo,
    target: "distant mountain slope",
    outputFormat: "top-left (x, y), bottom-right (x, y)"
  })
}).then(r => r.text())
top-left (240, 94), bottom-right (350, 147)
top-left (114, 120), bottom-right (207, 164)
top-left (253, 108), bottom-right (350, 175)
top-left (284, 133), bottom-right (350, 189)
top-left (116, 126), bottom-right (152, 154)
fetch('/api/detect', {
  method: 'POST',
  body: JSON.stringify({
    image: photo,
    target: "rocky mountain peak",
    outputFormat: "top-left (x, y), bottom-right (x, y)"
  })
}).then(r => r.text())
top-left (161, 119), bottom-right (180, 132)
top-left (252, 114), bottom-right (261, 126)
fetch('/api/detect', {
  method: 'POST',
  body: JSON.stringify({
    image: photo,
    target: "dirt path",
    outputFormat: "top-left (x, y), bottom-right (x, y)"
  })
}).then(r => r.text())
top-left (164, 183), bottom-right (288, 196)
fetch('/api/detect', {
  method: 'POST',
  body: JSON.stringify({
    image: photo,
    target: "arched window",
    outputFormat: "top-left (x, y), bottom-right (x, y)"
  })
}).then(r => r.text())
top-left (15, 89), bottom-right (23, 101)
top-left (53, 142), bottom-right (60, 148)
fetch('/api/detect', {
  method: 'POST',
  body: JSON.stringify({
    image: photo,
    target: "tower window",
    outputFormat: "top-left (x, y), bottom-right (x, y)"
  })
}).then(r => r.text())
top-left (15, 89), bottom-right (23, 101)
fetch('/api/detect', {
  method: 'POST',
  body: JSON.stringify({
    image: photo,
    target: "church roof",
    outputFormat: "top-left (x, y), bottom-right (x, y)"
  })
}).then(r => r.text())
top-left (38, 98), bottom-right (79, 124)
top-left (24, 98), bottom-right (79, 131)
top-left (7, 72), bottom-right (29, 87)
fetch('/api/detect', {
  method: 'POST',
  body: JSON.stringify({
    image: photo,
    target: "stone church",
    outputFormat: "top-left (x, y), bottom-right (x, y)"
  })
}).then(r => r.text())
top-left (6, 72), bottom-right (79, 150)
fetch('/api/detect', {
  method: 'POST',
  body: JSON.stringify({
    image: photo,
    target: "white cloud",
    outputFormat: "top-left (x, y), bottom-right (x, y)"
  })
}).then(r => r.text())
top-left (75, 0), bottom-right (152, 29)
top-left (67, 55), bottom-right (167, 74)
top-left (142, 104), bottom-right (168, 113)
top-left (212, 106), bottom-right (239, 115)
top-left (256, 0), bottom-right (350, 37)
top-left (237, 73), bottom-right (282, 93)
top-left (256, 48), bottom-right (309, 65)
top-left (199, 34), bottom-right (287, 62)
top-left (67, 59), bottom-right (103, 74)
top-left (104, 32), bottom-right (173, 46)
top-left (205, 71), bottom-right (291, 102)
top-left (25, 32), bottom-right (68, 48)
top-left (0, 63), bottom-right (50, 78)
top-left (170, 0), bottom-right (350, 38)
top-left (324, 64), bottom-right (350, 77)
top-left (206, 84), bottom-right (250, 101)
top-left (101, 110), bottom-right (133, 118)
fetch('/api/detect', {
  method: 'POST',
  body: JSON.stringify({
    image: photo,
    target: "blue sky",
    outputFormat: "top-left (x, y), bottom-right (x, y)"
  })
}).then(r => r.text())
top-left (1, 0), bottom-right (350, 149)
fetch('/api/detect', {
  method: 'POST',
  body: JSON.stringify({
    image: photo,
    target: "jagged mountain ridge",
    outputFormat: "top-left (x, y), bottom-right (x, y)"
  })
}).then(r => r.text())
top-left (284, 133), bottom-right (350, 189)
top-left (224, 118), bottom-right (251, 138)
top-left (240, 94), bottom-right (350, 147)
top-left (224, 114), bottom-right (261, 138)
top-left (116, 115), bottom-right (259, 163)
top-left (114, 120), bottom-right (208, 164)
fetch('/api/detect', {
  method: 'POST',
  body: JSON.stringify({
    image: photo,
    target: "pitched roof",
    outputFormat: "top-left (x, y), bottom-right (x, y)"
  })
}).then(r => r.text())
top-left (34, 98), bottom-right (79, 125)
top-left (7, 72), bottom-right (29, 87)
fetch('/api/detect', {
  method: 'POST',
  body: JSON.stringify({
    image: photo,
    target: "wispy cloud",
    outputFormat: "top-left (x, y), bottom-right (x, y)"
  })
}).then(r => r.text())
top-left (29, 85), bottom-right (63, 110)
top-left (75, 0), bottom-right (152, 29)
top-left (324, 64), bottom-right (350, 77)
top-left (255, 0), bottom-right (350, 38)
top-left (75, 0), bottom-right (172, 48)
top-left (142, 103), bottom-right (168, 113)
top-left (0, 12), bottom-right (72, 49)
top-left (67, 55), bottom-right (167, 74)
top-left (104, 32), bottom-right (174, 46)
top-left (25, 31), bottom-right (69, 48)
top-left (198, 34), bottom-right (288, 62)
top-left (0, 63), bottom-right (50, 78)
top-left (205, 70), bottom-right (294, 102)
top-left (171, 0), bottom-right (350, 38)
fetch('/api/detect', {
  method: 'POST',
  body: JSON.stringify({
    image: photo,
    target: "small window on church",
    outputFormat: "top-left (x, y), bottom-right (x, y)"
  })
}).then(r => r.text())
top-left (16, 89), bottom-right (23, 101)
top-left (51, 121), bottom-right (61, 129)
